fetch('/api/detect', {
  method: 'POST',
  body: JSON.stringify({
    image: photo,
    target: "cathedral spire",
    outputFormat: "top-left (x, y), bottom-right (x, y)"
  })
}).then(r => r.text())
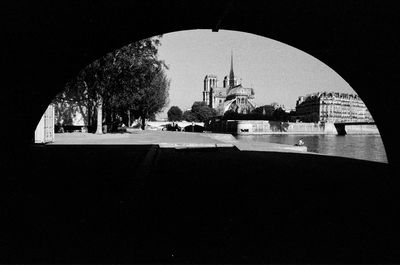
top-left (229, 50), bottom-right (235, 88)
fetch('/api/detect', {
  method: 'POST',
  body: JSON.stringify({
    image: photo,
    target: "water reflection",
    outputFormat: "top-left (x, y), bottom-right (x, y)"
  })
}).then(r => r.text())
top-left (235, 134), bottom-right (388, 163)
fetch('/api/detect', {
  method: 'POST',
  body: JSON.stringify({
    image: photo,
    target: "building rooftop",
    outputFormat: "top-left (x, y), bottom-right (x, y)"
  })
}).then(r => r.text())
top-left (227, 85), bottom-right (254, 98)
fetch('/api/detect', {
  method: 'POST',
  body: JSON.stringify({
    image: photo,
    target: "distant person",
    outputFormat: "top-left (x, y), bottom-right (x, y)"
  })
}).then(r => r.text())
top-left (296, 138), bottom-right (304, 146)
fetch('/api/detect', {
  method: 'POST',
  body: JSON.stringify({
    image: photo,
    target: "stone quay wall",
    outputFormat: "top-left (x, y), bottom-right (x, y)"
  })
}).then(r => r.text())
top-left (205, 120), bottom-right (379, 135)
top-left (344, 124), bottom-right (380, 135)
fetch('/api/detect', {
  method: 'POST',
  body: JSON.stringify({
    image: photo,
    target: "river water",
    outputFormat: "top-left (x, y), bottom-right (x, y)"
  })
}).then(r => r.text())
top-left (235, 134), bottom-right (388, 163)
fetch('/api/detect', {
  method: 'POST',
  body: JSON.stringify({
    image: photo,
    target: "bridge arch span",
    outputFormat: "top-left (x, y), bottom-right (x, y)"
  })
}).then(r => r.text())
top-left (3, 1), bottom-right (396, 162)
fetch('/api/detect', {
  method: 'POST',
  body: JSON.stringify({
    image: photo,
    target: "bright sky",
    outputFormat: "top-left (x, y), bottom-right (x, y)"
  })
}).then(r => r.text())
top-left (156, 29), bottom-right (354, 119)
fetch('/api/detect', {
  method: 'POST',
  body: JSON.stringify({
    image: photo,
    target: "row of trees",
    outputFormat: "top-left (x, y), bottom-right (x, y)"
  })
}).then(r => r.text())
top-left (223, 105), bottom-right (292, 121)
top-left (54, 36), bottom-right (170, 133)
top-left (167, 102), bottom-right (293, 122)
top-left (167, 102), bottom-right (217, 122)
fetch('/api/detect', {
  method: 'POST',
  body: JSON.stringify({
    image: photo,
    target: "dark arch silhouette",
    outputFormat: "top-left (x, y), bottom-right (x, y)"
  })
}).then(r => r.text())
top-left (3, 1), bottom-right (397, 162)
top-left (1, 1), bottom-right (399, 263)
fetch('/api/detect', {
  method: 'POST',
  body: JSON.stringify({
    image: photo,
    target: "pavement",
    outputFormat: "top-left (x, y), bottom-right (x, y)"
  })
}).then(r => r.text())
top-left (51, 130), bottom-right (308, 153)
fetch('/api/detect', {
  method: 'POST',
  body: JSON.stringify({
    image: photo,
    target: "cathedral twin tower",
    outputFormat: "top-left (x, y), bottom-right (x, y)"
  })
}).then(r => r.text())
top-left (202, 52), bottom-right (255, 115)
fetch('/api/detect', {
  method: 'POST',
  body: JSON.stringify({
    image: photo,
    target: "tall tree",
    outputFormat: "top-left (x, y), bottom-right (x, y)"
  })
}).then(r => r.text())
top-left (53, 36), bottom-right (169, 133)
top-left (102, 38), bottom-right (169, 130)
top-left (131, 68), bottom-right (169, 129)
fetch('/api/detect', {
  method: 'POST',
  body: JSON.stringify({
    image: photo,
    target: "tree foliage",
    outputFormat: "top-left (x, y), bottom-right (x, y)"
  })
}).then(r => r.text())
top-left (222, 105), bottom-right (291, 121)
top-left (190, 101), bottom-right (217, 122)
top-left (167, 106), bottom-right (183, 121)
top-left (252, 105), bottom-right (275, 117)
top-left (301, 112), bottom-right (319, 123)
top-left (272, 107), bottom-right (290, 122)
top-left (53, 36), bottom-right (169, 132)
top-left (182, 110), bottom-right (197, 122)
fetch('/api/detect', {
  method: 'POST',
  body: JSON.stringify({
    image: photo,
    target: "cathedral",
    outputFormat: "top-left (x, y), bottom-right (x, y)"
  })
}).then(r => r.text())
top-left (202, 52), bottom-right (256, 115)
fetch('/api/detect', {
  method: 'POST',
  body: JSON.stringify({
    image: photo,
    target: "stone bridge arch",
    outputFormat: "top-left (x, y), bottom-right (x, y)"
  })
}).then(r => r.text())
top-left (2, 1), bottom-right (397, 163)
top-left (2, 2), bottom-right (400, 263)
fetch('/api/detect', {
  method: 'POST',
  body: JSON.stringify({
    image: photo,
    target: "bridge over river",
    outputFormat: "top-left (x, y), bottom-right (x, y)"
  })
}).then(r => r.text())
top-left (334, 122), bottom-right (377, 135)
top-left (146, 121), bottom-right (204, 131)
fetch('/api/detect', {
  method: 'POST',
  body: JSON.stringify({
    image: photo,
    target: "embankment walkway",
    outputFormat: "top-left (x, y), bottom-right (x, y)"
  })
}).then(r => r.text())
top-left (51, 130), bottom-right (308, 153)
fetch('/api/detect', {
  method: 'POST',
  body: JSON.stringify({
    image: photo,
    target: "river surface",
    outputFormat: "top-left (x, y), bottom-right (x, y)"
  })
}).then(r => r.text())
top-left (235, 134), bottom-right (388, 163)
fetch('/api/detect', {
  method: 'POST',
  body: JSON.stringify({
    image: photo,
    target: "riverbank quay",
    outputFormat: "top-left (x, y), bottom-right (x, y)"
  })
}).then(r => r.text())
top-left (51, 131), bottom-right (308, 153)
top-left (206, 119), bottom-right (380, 135)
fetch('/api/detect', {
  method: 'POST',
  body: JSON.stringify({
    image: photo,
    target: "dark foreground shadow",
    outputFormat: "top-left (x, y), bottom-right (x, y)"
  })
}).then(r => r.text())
top-left (1, 145), bottom-right (398, 263)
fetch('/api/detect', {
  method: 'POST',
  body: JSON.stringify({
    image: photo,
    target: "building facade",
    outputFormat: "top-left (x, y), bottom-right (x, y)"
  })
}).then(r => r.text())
top-left (35, 104), bottom-right (55, 143)
top-left (295, 92), bottom-right (373, 123)
top-left (202, 53), bottom-right (256, 115)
